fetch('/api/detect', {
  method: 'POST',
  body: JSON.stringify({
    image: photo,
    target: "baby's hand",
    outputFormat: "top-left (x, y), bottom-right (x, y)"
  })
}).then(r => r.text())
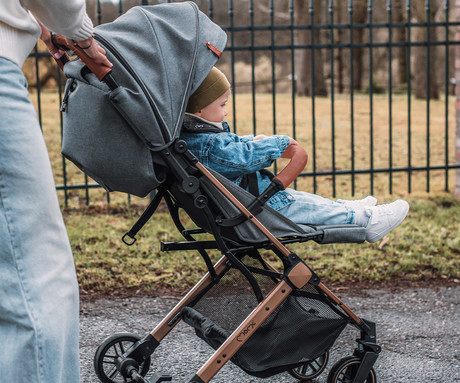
top-left (254, 134), bottom-right (268, 141)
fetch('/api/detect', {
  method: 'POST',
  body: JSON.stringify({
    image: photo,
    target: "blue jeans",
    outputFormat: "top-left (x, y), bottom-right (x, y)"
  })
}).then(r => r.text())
top-left (277, 188), bottom-right (355, 225)
top-left (0, 58), bottom-right (80, 382)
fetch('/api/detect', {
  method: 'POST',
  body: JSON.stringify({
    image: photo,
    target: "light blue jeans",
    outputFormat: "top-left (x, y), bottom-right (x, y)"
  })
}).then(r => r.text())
top-left (0, 58), bottom-right (80, 382)
top-left (277, 188), bottom-right (355, 226)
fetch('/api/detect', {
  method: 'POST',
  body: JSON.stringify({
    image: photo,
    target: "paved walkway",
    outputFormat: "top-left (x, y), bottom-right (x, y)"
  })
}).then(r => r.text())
top-left (80, 285), bottom-right (459, 383)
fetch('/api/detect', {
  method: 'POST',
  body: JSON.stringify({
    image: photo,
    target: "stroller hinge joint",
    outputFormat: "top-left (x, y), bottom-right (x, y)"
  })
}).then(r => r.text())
top-left (285, 259), bottom-right (313, 289)
top-left (358, 318), bottom-right (377, 342)
top-left (356, 340), bottom-right (381, 354)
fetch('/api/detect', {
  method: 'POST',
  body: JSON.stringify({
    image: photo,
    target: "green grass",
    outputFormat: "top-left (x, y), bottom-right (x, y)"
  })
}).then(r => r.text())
top-left (31, 89), bottom-right (460, 295)
top-left (64, 194), bottom-right (460, 295)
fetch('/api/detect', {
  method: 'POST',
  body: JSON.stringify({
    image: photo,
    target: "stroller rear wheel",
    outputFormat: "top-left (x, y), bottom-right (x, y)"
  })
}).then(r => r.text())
top-left (288, 351), bottom-right (329, 381)
top-left (327, 356), bottom-right (377, 383)
top-left (94, 333), bottom-right (151, 383)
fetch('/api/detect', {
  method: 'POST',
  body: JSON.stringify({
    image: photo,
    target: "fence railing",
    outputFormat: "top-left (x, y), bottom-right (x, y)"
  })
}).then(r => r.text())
top-left (29, 0), bottom-right (460, 205)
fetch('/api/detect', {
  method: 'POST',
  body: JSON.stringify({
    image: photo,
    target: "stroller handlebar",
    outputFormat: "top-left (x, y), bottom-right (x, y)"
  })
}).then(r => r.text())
top-left (274, 142), bottom-right (308, 190)
top-left (51, 34), bottom-right (112, 81)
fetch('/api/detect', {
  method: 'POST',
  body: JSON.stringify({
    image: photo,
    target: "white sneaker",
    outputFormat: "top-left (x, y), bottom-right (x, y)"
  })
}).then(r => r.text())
top-left (364, 200), bottom-right (410, 243)
top-left (337, 196), bottom-right (377, 208)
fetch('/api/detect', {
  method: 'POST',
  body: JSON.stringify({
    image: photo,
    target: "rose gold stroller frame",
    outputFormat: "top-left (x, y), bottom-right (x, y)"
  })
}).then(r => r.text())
top-left (47, 24), bottom-right (380, 383)
top-left (46, 13), bottom-right (380, 383)
top-left (93, 147), bottom-right (381, 383)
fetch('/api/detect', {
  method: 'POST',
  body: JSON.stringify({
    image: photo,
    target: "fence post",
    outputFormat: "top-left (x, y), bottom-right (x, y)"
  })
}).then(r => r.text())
top-left (456, 0), bottom-right (460, 197)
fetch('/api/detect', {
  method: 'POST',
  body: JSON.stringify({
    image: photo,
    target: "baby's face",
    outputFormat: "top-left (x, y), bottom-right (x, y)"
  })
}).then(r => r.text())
top-left (196, 89), bottom-right (231, 123)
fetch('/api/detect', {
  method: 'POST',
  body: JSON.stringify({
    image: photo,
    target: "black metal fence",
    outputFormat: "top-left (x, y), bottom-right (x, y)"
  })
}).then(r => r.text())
top-left (29, 0), bottom-right (460, 205)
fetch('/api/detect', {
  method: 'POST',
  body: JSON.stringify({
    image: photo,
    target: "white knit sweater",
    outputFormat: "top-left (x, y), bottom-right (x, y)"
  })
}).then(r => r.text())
top-left (0, 0), bottom-right (94, 68)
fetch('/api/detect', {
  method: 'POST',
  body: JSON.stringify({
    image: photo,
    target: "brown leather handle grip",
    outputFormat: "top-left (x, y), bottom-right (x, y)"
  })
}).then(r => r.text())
top-left (52, 34), bottom-right (112, 81)
top-left (274, 143), bottom-right (308, 189)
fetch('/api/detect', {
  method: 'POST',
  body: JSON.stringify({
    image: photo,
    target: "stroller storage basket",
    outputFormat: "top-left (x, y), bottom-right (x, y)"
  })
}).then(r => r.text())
top-left (181, 261), bottom-right (349, 378)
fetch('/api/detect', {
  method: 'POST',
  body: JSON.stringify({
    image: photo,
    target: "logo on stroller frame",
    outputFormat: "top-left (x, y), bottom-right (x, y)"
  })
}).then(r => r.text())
top-left (237, 321), bottom-right (256, 342)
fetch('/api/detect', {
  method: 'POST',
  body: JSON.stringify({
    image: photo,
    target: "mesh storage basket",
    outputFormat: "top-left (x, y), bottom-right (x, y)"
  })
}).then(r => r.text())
top-left (181, 256), bottom-right (349, 378)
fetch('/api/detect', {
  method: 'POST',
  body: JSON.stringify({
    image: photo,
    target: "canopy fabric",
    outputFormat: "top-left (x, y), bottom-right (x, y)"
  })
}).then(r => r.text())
top-left (96, 1), bottom-right (227, 149)
top-left (61, 2), bottom-right (227, 196)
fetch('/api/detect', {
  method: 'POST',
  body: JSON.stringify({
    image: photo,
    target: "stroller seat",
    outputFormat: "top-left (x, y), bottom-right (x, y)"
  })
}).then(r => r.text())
top-left (167, 166), bottom-right (366, 247)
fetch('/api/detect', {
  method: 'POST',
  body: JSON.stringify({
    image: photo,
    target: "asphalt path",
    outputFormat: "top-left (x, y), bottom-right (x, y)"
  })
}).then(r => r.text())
top-left (80, 285), bottom-right (459, 383)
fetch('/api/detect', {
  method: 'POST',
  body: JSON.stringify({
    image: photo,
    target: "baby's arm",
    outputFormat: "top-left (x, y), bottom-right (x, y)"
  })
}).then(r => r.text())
top-left (250, 135), bottom-right (304, 160)
top-left (254, 135), bottom-right (301, 154)
top-left (253, 135), bottom-right (303, 158)
top-left (207, 133), bottom-right (291, 179)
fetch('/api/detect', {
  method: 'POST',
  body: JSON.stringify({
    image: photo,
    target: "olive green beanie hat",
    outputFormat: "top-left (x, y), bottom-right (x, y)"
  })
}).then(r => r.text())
top-left (186, 67), bottom-right (231, 113)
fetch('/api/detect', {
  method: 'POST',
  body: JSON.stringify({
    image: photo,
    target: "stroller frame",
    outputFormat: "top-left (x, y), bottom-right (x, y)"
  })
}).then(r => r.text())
top-left (93, 141), bottom-right (381, 383)
top-left (47, 10), bottom-right (381, 380)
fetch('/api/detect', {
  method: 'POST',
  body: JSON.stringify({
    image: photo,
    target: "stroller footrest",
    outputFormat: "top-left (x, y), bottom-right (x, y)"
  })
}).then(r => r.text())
top-left (301, 224), bottom-right (366, 244)
top-left (148, 372), bottom-right (172, 383)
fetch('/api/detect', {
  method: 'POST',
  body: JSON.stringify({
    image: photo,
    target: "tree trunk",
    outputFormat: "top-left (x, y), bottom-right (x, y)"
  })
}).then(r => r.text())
top-left (413, 0), bottom-right (439, 99)
top-left (352, 0), bottom-right (367, 91)
top-left (294, 0), bottom-right (327, 97)
top-left (395, 0), bottom-right (408, 85)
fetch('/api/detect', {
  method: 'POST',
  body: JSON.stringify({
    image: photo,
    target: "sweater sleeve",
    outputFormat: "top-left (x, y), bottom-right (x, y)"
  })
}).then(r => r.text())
top-left (23, 0), bottom-right (93, 40)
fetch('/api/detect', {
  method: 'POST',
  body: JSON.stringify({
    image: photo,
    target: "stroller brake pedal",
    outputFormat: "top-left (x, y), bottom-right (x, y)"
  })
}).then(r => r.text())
top-left (148, 372), bottom-right (173, 383)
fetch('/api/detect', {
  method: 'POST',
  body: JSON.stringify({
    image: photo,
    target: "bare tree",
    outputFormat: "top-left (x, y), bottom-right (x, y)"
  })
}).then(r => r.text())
top-left (413, 0), bottom-right (440, 99)
top-left (395, 0), bottom-right (408, 85)
top-left (351, 0), bottom-right (367, 91)
top-left (294, 0), bottom-right (327, 96)
top-left (335, 1), bottom-right (347, 93)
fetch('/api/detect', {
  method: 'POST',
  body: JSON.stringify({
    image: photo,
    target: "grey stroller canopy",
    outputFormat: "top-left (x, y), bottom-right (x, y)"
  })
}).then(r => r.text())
top-left (61, 1), bottom-right (227, 197)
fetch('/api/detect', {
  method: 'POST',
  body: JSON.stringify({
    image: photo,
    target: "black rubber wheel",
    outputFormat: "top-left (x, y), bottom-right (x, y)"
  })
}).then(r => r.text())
top-left (288, 351), bottom-right (329, 381)
top-left (94, 333), bottom-right (151, 383)
top-left (327, 356), bottom-right (377, 383)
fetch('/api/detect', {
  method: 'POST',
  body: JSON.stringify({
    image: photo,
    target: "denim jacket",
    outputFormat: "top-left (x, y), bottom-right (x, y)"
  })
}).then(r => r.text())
top-left (180, 114), bottom-right (295, 210)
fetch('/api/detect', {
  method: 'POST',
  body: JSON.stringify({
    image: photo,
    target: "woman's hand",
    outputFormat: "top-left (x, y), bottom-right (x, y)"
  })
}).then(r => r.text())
top-left (39, 21), bottom-right (112, 68)
top-left (39, 22), bottom-right (63, 59)
top-left (65, 36), bottom-right (112, 68)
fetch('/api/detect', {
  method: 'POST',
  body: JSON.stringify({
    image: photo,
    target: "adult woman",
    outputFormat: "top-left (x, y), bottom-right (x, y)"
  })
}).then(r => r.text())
top-left (0, 1), bottom-right (110, 382)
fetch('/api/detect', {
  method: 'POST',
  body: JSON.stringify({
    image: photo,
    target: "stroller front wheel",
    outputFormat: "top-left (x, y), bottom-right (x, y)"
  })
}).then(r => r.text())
top-left (288, 351), bottom-right (329, 381)
top-left (327, 356), bottom-right (377, 383)
top-left (94, 332), bottom-right (151, 383)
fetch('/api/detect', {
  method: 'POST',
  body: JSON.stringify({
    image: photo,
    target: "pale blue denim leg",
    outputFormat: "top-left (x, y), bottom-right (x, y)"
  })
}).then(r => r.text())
top-left (277, 188), bottom-right (354, 225)
top-left (0, 58), bottom-right (80, 383)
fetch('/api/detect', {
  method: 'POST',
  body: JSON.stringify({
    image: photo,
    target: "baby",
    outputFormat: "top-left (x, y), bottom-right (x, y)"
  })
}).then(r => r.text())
top-left (180, 67), bottom-right (409, 243)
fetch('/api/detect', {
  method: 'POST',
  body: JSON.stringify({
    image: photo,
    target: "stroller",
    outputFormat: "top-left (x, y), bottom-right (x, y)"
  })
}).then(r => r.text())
top-left (52, 2), bottom-right (380, 382)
